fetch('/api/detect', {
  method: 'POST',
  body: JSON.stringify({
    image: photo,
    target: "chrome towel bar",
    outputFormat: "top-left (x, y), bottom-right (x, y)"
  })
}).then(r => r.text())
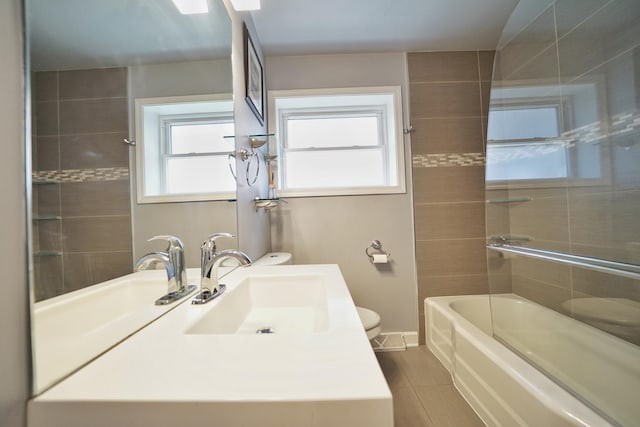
top-left (487, 244), bottom-right (640, 281)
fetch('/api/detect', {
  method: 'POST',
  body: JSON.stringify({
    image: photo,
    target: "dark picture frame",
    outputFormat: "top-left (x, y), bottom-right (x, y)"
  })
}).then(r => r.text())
top-left (243, 23), bottom-right (265, 126)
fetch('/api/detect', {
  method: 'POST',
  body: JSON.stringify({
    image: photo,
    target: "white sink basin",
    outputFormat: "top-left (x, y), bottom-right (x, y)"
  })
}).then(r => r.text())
top-left (186, 274), bottom-right (329, 335)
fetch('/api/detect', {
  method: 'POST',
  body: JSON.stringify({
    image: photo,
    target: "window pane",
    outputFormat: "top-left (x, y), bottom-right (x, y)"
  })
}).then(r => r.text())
top-left (488, 107), bottom-right (559, 140)
top-left (486, 142), bottom-right (568, 181)
top-left (285, 148), bottom-right (385, 189)
top-left (166, 155), bottom-right (235, 194)
top-left (286, 116), bottom-right (379, 149)
top-left (171, 122), bottom-right (234, 154)
top-left (573, 143), bottom-right (601, 179)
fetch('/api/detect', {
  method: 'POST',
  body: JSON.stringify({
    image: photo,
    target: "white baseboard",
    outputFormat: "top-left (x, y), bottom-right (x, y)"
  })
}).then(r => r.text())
top-left (402, 331), bottom-right (419, 347)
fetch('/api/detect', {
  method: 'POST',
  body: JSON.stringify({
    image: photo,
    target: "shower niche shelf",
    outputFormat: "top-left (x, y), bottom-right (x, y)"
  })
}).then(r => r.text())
top-left (33, 179), bottom-right (60, 185)
top-left (34, 251), bottom-right (63, 257)
top-left (33, 215), bottom-right (61, 221)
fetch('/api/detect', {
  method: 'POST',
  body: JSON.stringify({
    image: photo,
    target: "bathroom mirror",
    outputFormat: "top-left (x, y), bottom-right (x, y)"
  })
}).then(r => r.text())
top-left (28, 0), bottom-right (235, 393)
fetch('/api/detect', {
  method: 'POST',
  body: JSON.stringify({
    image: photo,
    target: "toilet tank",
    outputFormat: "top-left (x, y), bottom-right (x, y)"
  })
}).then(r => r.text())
top-left (253, 252), bottom-right (293, 266)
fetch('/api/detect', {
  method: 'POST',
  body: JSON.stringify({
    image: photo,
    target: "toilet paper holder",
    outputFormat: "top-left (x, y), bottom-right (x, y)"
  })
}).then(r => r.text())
top-left (365, 240), bottom-right (391, 263)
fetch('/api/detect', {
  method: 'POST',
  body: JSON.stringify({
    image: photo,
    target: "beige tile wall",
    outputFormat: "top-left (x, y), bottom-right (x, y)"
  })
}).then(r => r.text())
top-left (32, 67), bottom-right (132, 301)
top-left (408, 51), bottom-right (495, 343)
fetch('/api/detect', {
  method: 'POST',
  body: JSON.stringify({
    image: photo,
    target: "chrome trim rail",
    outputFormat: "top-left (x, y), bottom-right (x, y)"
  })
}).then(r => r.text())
top-left (487, 244), bottom-right (640, 281)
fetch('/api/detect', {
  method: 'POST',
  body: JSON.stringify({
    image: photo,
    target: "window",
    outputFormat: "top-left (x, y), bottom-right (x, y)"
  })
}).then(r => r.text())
top-left (486, 106), bottom-right (568, 182)
top-left (269, 87), bottom-right (405, 197)
top-left (162, 116), bottom-right (234, 194)
top-left (135, 94), bottom-right (235, 203)
top-left (486, 81), bottom-right (606, 185)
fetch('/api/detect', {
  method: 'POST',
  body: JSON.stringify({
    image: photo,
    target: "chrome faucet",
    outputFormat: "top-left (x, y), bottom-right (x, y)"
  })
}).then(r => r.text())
top-left (200, 232), bottom-right (234, 279)
top-left (135, 235), bottom-right (196, 305)
top-left (192, 233), bottom-right (252, 304)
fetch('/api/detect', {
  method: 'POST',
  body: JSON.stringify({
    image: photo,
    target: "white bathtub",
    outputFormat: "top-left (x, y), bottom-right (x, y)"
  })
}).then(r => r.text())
top-left (425, 294), bottom-right (640, 427)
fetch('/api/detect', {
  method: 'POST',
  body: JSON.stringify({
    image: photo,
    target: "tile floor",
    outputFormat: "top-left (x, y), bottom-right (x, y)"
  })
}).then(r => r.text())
top-left (376, 346), bottom-right (485, 427)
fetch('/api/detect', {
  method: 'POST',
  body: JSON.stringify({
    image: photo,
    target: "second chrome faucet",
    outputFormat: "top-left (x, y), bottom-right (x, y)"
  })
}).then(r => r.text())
top-left (135, 235), bottom-right (196, 305)
top-left (192, 233), bottom-right (252, 304)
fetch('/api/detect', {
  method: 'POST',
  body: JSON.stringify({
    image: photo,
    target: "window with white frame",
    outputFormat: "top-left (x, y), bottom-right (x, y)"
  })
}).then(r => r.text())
top-left (135, 94), bottom-right (235, 203)
top-left (269, 87), bottom-right (406, 197)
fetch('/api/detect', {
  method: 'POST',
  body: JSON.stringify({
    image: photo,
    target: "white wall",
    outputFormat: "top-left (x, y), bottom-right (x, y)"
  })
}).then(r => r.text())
top-left (128, 7), bottom-right (276, 268)
top-left (265, 53), bottom-right (418, 332)
top-left (0, 0), bottom-right (31, 425)
top-left (128, 59), bottom-right (238, 266)
top-left (224, 3), bottom-right (272, 261)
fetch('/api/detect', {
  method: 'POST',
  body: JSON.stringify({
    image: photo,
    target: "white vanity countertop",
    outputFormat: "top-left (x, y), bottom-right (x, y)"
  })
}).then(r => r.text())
top-left (29, 265), bottom-right (392, 427)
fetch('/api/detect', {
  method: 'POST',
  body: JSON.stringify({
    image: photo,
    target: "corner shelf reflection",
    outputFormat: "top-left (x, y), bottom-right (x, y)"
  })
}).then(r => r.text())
top-left (254, 197), bottom-right (287, 210)
top-left (223, 133), bottom-right (275, 150)
top-left (248, 133), bottom-right (274, 149)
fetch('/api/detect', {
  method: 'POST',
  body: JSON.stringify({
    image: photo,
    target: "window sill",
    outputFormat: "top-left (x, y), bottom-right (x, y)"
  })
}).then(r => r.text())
top-left (136, 192), bottom-right (236, 204)
top-left (278, 185), bottom-right (406, 198)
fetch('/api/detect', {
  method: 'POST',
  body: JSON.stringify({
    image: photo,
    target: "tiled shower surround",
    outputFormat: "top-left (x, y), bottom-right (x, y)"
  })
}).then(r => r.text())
top-left (487, 0), bottom-right (640, 345)
top-left (32, 67), bottom-right (133, 301)
top-left (408, 51), bottom-right (495, 343)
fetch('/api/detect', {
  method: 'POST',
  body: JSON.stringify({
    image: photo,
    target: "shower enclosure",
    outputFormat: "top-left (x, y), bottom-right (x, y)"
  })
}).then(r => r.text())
top-left (485, 0), bottom-right (640, 425)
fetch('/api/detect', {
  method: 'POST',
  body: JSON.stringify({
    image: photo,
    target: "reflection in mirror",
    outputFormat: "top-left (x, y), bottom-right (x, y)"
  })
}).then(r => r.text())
top-left (28, 0), bottom-right (234, 393)
top-left (487, 0), bottom-right (640, 265)
top-left (487, 82), bottom-right (605, 184)
top-left (135, 94), bottom-right (235, 203)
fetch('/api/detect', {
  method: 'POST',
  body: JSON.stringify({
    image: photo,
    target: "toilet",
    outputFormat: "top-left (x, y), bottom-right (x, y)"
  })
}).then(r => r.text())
top-left (254, 252), bottom-right (382, 340)
top-left (356, 306), bottom-right (382, 340)
top-left (561, 297), bottom-right (640, 343)
top-left (253, 252), bottom-right (292, 266)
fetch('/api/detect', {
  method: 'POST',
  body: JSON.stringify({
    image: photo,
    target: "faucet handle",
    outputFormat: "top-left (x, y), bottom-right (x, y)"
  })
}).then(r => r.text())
top-left (201, 232), bottom-right (235, 251)
top-left (148, 235), bottom-right (185, 251)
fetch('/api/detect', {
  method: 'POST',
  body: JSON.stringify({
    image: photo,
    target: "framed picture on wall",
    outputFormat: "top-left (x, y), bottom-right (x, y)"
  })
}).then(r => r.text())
top-left (244, 23), bottom-right (265, 126)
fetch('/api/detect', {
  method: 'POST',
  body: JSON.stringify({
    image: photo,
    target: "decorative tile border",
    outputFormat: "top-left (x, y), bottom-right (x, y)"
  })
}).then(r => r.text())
top-left (412, 152), bottom-right (486, 168)
top-left (521, 110), bottom-right (640, 147)
top-left (33, 167), bottom-right (129, 183)
top-left (414, 110), bottom-right (640, 169)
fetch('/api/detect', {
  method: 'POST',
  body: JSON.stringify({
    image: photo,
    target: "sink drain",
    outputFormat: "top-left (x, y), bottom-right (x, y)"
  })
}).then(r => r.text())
top-left (256, 327), bottom-right (275, 334)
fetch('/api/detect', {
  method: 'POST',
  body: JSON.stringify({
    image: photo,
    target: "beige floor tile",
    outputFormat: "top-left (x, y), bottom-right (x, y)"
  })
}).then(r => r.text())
top-left (378, 347), bottom-right (486, 426)
top-left (390, 386), bottom-right (435, 427)
top-left (376, 352), bottom-right (412, 389)
top-left (415, 384), bottom-right (485, 427)
top-left (390, 347), bottom-right (452, 387)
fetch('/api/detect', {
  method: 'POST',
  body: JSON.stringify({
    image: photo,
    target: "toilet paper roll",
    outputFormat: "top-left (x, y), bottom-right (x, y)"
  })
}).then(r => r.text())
top-left (371, 254), bottom-right (389, 264)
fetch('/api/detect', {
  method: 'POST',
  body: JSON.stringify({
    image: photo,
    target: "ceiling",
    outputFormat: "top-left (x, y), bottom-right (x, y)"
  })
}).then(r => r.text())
top-left (29, 0), bottom-right (232, 71)
top-left (28, 0), bottom-right (540, 70)
top-left (251, 0), bottom-right (520, 55)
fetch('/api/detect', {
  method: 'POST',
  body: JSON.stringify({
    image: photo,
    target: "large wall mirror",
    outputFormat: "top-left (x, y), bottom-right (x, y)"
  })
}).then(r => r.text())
top-left (28, 0), bottom-right (235, 393)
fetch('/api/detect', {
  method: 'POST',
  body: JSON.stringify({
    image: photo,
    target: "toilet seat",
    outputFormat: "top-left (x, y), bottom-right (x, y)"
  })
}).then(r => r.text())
top-left (356, 306), bottom-right (381, 339)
